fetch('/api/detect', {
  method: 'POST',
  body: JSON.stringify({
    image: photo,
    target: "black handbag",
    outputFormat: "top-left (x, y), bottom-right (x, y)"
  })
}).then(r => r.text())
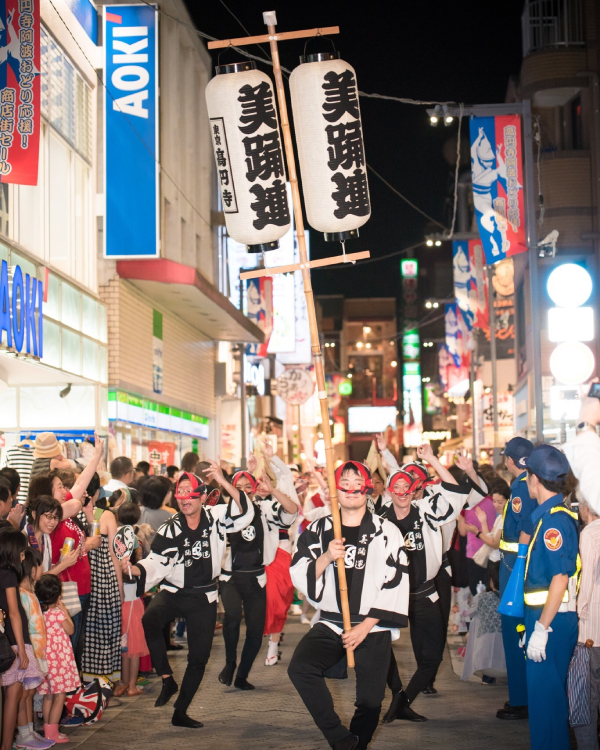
top-left (0, 630), bottom-right (16, 674)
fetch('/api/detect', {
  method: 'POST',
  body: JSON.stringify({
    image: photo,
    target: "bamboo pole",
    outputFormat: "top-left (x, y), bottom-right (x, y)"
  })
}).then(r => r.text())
top-left (265, 16), bottom-right (355, 667)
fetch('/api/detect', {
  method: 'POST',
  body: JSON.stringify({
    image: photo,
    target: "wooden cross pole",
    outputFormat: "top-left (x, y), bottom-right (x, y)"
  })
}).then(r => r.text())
top-left (208, 11), bottom-right (369, 668)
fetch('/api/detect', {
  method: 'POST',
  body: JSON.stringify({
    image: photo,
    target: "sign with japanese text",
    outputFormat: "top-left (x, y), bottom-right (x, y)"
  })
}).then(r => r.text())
top-left (104, 4), bottom-right (159, 258)
top-left (0, 0), bottom-right (40, 185)
top-left (290, 58), bottom-right (371, 236)
top-left (148, 441), bottom-right (175, 474)
top-left (452, 240), bottom-right (489, 329)
top-left (469, 115), bottom-right (527, 265)
top-left (277, 368), bottom-right (314, 405)
top-left (445, 302), bottom-right (471, 370)
top-left (401, 258), bottom-right (421, 447)
top-left (205, 66), bottom-right (291, 249)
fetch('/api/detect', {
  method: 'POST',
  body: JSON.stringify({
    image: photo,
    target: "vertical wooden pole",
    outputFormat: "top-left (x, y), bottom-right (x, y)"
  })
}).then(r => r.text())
top-left (265, 14), bottom-right (354, 666)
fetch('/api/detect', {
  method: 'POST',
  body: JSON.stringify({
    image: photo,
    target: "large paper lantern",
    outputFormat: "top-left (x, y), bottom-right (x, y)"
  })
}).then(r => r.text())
top-left (205, 61), bottom-right (291, 252)
top-left (290, 52), bottom-right (371, 242)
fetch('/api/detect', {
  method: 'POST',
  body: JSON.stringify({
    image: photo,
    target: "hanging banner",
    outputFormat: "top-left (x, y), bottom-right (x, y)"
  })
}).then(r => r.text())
top-left (104, 4), bottom-right (159, 257)
top-left (148, 441), bottom-right (176, 474)
top-left (277, 230), bottom-right (312, 365)
top-left (445, 303), bottom-right (471, 370)
top-left (0, 0), bottom-right (41, 185)
top-left (469, 115), bottom-right (527, 265)
top-left (452, 240), bottom-right (489, 329)
top-left (246, 276), bottom-right (273, 357)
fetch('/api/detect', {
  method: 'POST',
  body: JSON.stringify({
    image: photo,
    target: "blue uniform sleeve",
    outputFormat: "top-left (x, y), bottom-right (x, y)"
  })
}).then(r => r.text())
top-left (538, 514), bottom-right (578, 579)
top-left (515, 484), bottom-right (537, 537)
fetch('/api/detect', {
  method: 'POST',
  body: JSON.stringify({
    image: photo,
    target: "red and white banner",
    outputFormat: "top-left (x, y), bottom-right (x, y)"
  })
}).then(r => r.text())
top-left (0, 0), bottom-right (40, 185)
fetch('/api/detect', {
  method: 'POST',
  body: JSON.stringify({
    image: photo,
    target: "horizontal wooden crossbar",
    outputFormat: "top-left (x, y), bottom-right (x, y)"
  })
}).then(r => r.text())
top-left (207, 26), bottom-right (340, 50)
top-left (240, 250), bottom-right (370, 280)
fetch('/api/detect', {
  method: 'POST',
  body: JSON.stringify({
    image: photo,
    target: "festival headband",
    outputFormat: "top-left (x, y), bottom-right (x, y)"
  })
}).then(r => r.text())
top-left (387, 470), bottom-right (419, 496)
top-left (231, 470), bottom-right (258, 494)
top-left (334, 461), bottom-right (373, 495)
top-left (401, 461), bottom-right (430, 488)
top-left (174, 471), bottom-right (207, 500)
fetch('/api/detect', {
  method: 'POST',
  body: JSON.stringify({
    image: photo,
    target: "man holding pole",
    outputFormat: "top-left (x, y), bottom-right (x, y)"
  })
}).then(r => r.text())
top-left (288, 461), bottom-right (410, 750)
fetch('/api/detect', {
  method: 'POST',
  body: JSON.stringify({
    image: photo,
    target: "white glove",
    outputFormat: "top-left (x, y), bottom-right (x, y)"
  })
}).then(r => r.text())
top-left (527, 621), bottom-right (552, 662)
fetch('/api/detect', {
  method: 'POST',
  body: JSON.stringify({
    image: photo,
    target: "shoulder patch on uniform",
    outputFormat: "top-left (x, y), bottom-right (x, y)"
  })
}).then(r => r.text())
top-left (544, 528), bottom-right (563, 551)
top-left (512, 496), bottom-right (522, 513)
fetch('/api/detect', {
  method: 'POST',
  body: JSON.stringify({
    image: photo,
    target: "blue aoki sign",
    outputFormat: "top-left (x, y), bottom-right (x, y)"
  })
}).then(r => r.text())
top-left (104, 4), bottom-right (159, 258)
top-left (0, 259), bottom-right (43, 357)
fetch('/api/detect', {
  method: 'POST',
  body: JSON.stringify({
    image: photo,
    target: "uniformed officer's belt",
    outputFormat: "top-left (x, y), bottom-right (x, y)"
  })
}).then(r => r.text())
top-left (523, 589), bottom-right (570, 607)
top-left (499, 540), bottom-right (519, 553)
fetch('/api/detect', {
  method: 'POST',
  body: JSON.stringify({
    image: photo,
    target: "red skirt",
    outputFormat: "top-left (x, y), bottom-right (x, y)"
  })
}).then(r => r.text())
top-left (263, 548), bottom-right (294, 635)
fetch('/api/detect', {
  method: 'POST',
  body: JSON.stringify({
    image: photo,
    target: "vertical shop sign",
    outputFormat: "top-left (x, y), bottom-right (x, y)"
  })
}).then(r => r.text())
top-left (152, 309), bottom-right (163, 394)
top-left (0, 0), bottom-right (41, 185)
top-left (469, 115), bottom-right (527, 264)
top-left (104, 4), bottom-right (159, 257)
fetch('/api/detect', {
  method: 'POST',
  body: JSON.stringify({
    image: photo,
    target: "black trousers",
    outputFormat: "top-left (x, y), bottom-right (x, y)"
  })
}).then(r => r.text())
top-left (220, 572), bottom-right (267, 680)
top-left (142, 588), bottom-right (217, 712)
top-left (430, 566), bottom-right (452, 683)
top-left (386, 596), bottom-right (446, 703)
top-left (288, 622), bottom-right (391, 748)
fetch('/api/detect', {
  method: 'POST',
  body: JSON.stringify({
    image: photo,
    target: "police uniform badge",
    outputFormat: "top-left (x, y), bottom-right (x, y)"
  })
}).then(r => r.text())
top-left (512, 496), bottom-right (522, 513)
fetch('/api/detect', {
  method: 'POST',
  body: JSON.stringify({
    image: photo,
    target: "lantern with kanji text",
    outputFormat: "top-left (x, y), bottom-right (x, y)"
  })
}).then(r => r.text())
top-left (289, 52), bottom-right (371, 242)
top-left (205, 61), bottom-right (291, 252)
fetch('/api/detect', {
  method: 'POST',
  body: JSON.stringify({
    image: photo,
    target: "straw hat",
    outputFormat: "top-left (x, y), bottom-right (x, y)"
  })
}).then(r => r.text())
top-left (33, 432), bottom-right (62, 459)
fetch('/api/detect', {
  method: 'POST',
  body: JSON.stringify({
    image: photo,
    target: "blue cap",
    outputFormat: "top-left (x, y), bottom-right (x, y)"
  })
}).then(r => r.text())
top-left (501, 437), bottom-right (534, 469)
top-left (523, 444), bottom-right (571, 482)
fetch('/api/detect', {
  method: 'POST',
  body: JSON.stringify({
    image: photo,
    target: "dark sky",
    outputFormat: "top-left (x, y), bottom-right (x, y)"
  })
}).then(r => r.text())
top-left (186, 0), bottom-right (526, 297)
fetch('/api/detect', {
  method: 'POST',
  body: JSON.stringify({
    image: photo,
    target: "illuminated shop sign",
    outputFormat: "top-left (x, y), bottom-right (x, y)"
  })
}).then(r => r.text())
top-left (0, 260), bottom-right (43, 357)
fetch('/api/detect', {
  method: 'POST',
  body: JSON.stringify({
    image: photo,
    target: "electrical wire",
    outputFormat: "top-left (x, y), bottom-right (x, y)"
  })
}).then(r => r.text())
top-left (366, 165), bottom-right (447, 229)
top-left (47, 0), bottom-right (212, 230)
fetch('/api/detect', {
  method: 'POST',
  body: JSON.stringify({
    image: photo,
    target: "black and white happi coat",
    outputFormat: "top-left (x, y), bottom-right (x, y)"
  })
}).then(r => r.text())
top-left (377, 480), bottom-right (481, 601)
top-left (291, 511), bottom-right (410, 639)
top-left (220, 497), bottom-right (298, 586)
top-left (135, 491), bottom-right (255, 601)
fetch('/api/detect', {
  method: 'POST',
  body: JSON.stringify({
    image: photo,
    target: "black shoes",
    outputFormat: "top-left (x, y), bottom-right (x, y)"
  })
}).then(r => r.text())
top-left (382, 691), bottom-right (427, 724)
top-left (496, 704), bottom-right (528, 720)
top-left (331, 735), bottom-right (359, 750)
top-left (166, 643), bottom-right (184, 651)
top-left (233, 677), bottom-right (255, 690)
top-left (172, 710), bottom-right (203, 728)
top-left (421, 683), bottom-right (438, 695)
top-left (155, 676), bottom-right (178, 707)
top-left (218, 662), bottom-right (236, 686)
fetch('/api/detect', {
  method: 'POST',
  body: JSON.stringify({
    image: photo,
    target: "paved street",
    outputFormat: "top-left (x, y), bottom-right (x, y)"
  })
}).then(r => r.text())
top-left (65, 618), bottom-right (535, 750)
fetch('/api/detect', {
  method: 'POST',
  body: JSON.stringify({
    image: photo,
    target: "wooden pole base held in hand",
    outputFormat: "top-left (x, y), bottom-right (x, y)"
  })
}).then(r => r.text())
top-left (209, 11), bottom-right (364, 667)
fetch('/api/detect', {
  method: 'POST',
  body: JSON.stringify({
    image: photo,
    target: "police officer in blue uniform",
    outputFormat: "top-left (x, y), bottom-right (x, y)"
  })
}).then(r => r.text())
top-left (496, 436), bottom-right (536, 720)
top-left (522, 444), bottom-right (579, 750)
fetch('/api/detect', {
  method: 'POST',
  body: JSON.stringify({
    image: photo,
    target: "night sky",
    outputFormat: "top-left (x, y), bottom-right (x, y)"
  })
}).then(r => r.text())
top-left (186, 0), bottom-right (526, 297)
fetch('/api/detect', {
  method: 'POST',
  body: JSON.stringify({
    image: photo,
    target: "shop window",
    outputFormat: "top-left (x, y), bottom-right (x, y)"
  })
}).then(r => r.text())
top-left (62, 328), bottom-right (82, 376)
top-left (41, 320), bottom-right (61, 369)
top-left (82, 338), bottom-right (99, 380)
top-left (82, 294), bottom-right (98, 339)
top-left (61, 282), bottom-right (81, 332)
top-left (43, 273), bottom-right (61, 322)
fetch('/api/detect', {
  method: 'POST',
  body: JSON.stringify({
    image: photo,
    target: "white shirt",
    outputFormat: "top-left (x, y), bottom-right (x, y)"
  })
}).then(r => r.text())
top-left (487, 514), bottom-right (504, 563)
top-left (563, 429), bottom-right (600, 517)
top-left (103, 478), bottom-right (129, 493)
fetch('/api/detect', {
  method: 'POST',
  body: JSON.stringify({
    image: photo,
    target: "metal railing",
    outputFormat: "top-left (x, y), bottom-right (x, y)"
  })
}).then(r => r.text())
top-left (522, 0), bottom-right (585, 56)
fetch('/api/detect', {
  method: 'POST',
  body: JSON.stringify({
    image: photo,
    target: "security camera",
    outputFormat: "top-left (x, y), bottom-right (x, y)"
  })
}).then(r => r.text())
top-left (538, 229), bottom-right (559, 258)
top-left (59, 384), bottom-right (72, 399)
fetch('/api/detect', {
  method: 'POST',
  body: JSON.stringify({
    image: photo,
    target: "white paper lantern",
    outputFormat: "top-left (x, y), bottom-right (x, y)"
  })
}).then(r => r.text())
top-left (290, 52), bottom-right (371, 242)
top-left (205, 61), bottom-right (291, 252)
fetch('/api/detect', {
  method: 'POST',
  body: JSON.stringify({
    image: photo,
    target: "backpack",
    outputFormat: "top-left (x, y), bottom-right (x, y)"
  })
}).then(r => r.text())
top-left (65, 678), bottom-right (112, 724)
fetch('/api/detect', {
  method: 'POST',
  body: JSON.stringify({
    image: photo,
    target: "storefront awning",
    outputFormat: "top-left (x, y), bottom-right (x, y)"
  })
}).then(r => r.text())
top-left (116, 259), bottom-right (264, 343)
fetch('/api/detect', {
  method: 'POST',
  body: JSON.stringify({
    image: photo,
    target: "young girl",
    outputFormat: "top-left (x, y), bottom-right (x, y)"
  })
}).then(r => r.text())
top-left (114, 503), bottom-right (149, 697)
top-left (35, 575), bottom-right (80, 744)
top-left (0, 528), bottom-right (44, 750)
top-left (19, 549), bottom-right (53, 750)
